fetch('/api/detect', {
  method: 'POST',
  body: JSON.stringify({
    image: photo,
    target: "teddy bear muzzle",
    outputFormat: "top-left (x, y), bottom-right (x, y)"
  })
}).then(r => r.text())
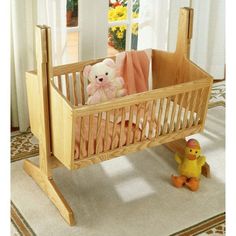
top-left (96, 75), bottom-right (107, 84)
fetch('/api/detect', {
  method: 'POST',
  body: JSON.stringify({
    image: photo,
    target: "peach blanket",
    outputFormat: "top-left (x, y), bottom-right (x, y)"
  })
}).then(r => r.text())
top-left (116, 49), bottom-right (151, 95)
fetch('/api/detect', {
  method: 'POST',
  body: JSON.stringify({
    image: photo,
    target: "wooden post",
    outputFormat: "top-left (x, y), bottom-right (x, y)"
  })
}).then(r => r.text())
top-left (164, 8), bottom-right (210, 178)
top-left (175, 7), bottom-right (193, 59)
top-left (23, 26), bottom-right (75, 225)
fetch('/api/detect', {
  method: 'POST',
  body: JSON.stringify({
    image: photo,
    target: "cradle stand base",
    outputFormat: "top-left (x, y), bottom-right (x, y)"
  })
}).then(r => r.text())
top-left (23, 159), bottom-right (75, 226)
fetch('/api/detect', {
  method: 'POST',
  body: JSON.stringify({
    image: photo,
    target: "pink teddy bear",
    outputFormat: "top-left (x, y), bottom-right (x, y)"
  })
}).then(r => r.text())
top-left (83, 58), bottom-right (127, 104)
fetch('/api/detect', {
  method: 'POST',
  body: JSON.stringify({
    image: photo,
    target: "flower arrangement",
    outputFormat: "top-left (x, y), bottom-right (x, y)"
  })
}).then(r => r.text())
top-left (108, 0), bottom-right (139, 51)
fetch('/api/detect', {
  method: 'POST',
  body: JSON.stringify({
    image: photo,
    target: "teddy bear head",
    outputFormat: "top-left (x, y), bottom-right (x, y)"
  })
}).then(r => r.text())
top-left (83, 58), bottom-right (117, 85)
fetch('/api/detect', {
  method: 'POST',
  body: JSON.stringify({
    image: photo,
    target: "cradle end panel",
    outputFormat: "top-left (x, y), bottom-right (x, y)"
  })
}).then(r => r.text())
top-left (151, 49), bottom-right (176, 89)
top-left (50, 83), bottom-right (74, 169)
top-left (25, 71), bottom-right (40, 138)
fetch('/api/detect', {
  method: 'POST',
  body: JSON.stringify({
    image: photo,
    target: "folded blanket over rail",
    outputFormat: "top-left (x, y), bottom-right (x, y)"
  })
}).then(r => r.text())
top-left (116, 49), bottom-right (152, 95)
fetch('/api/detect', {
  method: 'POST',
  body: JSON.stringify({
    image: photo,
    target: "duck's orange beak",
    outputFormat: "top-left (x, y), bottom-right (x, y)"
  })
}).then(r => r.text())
top-left (187, 154), bottom-right (197, 160)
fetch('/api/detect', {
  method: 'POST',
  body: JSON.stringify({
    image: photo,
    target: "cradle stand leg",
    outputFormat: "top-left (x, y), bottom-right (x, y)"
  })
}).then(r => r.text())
top-left (164, 138), bottom-right (211, 178)
top-left (23, 159), bottom-right (75, 225)
top-left (23, 26), bottom-right (75, 225)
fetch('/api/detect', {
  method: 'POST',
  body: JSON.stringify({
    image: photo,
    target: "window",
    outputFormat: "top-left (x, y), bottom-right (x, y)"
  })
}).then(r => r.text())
top-left (108, 0), bottom-right (140, 56)
top-left (66, 0), bottom-right (79, 63)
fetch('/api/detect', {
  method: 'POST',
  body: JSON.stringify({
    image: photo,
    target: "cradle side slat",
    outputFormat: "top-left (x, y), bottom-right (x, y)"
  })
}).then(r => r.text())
top-left (127, 105), bottom-right (134, 145)
top-left (188, 90), bottom-right (198, 127)
top-left (163, 96), bottom-right (171, 134)
top-left (182, 91), bottom-right (192, 129)
top-left (88, 115), bottom-right (94, 157)
top-left (176, 93), bottom-right (185, 131)
top-left (148, 100), bottom-right (157, 139)
top-left (72, 72), bottom-right (78, 106)
top-left (156, 98), bottom-right (164, 137)
top-left (80, 117), bottom-right (86, 159)
top-left (58, 75), bottom-right (62, 93)
top-left (119, 108), bottom-right (126, 147)
top-left (194, 88), bottom-right (205, 126)
top-left (141, 102), bottom-right (149, 141)
top-left (169, 94), bottom-right (179, 133)
top-left (111, 109), bottom-right (119, 150)
top-left (79, 72), bottom-right (85, 105)
top-left (65, 73), bottom-right (70, 101)
top-left (104, 111), bottom-right (110, 151)
top-left (134, 104), bottom-right (142, 143)
top-left (95, 112), bottom-right (102, 154)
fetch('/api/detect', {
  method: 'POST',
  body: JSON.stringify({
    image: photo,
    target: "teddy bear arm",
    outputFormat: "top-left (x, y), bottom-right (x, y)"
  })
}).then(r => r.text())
top-left (115, 77), bottom-right (125, 88)
top-left (87, 84), bottom-right (96, 96)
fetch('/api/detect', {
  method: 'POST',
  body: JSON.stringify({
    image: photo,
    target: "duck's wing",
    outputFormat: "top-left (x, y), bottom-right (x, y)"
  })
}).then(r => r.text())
top-left (174, 153), bottom-right (183, 164)
top-left (197, 156), bottom-right (206, 167)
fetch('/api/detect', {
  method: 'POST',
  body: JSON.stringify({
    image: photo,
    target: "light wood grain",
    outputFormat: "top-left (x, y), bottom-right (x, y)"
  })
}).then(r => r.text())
top-left (35, 26), bottom-right (52, 177)
top-left (104, 111), bottom-right (111, 151)
top-left (141, 102), bottom-right (149, 140)
top-left (119, 108), bottom-right (126, 147)
top-left (88, 115), bottom-right (94, 156)
top-left (127, 105), bottom-right (134, 144)
top-left (25, 72), bottom-right (40, 138)
top-left (23, 160), bottom-right (75, 225)
top-left (79, 72), bottom-right (85, 105)
top-left (65, 73), bottom-right (70, 101)
top-left (163, 97), bottom-right (171, 134)
top-left (96, 112), bottom-right (102, 153)
top-left (72, 72), bottom-right (78, 106)
top-left (169, 94), bottom-right (179, 133)
top-left (156, 98), bottom-right (164, 137)
top-left (74, 125), bottom-right (202, 169)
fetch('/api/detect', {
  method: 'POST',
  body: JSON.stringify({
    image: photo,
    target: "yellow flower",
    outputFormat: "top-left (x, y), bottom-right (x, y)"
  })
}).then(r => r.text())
top-left (116, 31), bottom-right (124, 39)
top-left (111, 26), bottom-right (117, 32)
top-left (132, 23), bottom-right (138, 35)
top-left (108, 6), bottom-right (127, 22)
top-left (132, 12), bottom-right (139, 19)
top-left (119, 25), bottom-right (127, 32)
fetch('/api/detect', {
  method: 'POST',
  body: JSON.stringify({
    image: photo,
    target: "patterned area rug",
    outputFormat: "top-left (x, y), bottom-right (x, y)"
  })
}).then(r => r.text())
top-left (11, 81), bottom-right (225, 236)
top-left (11, 132), bottom-right (39, 162)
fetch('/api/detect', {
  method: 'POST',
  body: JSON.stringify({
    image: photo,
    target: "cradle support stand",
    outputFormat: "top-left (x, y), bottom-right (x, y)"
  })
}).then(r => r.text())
top-left (163, 7), bottom-right (210, 177)
top-left (23, 26), bottom-right (75, 225)
top-left (23, 8), bottom-right (212, 226)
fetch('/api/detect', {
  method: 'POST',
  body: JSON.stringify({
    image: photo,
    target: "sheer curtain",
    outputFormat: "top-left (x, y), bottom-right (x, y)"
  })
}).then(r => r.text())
top-left (137, 0), bottom-right (170, 50)
top-left (138, 0), bottom-right (225, 79)
top-left (190, 0), bottom-right (225, 79)
top-left (11, 0), bottom-right (67, 131)
top-left (11, 0), bottom-right (37, 131)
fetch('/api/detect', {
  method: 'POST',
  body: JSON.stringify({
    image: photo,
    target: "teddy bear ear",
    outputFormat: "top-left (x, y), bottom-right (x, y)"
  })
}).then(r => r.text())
top-left (83, 65), bottom-right (92, 78)
top-left (103, 58), bottom-right (116, 68)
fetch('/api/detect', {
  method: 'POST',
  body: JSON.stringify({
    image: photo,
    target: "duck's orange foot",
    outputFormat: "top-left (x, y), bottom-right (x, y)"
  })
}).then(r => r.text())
top-left (171, 175), bottom-right (187, 188)
top-left (186, 177), bottom-right (200, 191)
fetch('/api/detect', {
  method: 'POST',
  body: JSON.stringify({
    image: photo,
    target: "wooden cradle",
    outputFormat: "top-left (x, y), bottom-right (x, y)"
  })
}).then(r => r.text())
top-left (24, 8), bottom-right (212, 225)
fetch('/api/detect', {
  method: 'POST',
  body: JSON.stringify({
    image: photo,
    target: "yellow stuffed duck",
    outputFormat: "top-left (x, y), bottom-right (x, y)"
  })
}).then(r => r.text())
top-left (171, 139), bottom-right (206, 191)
